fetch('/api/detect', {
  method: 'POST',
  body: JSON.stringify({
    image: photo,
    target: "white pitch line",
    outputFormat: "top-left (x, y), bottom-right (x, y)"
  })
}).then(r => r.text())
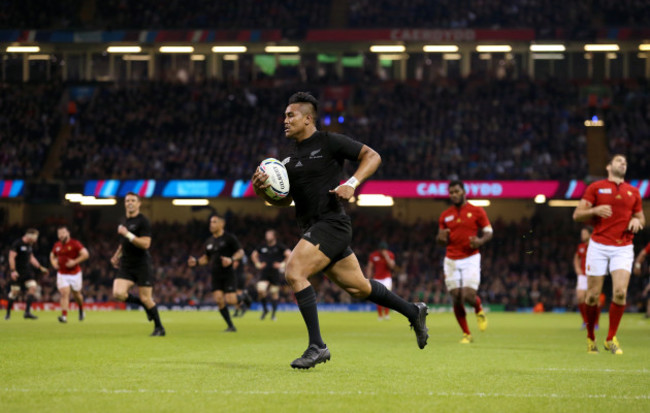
top-left (1, 388), bottom-right (649, 400)
top-left (538, 368), bottom-right (650, 374)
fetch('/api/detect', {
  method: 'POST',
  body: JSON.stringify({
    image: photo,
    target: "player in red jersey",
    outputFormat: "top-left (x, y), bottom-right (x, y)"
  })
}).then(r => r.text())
top-left (366, 241), bottom-right (396, 320)
top-left (574, 227), bottom-right (595, 328)
top-left (50, 226), bottom-right (89, 323)
top-left (436, 180), bottom-right (493, 343)
top-left (573, 154), bottom-right (645, 354)
top-left (633, 242), bottom-right (650, 318)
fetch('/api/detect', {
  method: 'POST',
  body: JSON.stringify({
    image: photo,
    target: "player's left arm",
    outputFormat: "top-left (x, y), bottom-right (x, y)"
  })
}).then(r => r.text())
top-left (627, 199), bottom-right (645, 233)
top-left (30, 254), bottom-right (48, 274)
top-left (469, 210), bottom-right (493, 248)
top-left (69, 247), bottom-right (90, 267)
top-left (222, 248), bottom-right (245, 267)
top-left (382, 250), bottom-right (396, 270)
top-left (331, 144), bottom-right (381, 201)
top-left (634, 249), bottom-right (648, 276)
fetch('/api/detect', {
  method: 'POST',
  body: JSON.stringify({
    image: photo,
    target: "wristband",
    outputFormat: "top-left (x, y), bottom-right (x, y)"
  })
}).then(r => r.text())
top-left (125, 232), bottom-right (136, 242)
top-left (342, 176), bottom-right (360, 190)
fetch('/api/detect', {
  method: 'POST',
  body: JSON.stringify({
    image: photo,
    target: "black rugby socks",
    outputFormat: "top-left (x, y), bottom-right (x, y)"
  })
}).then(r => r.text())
top-left (147, 305), bottom-right (163, 328)
top-left (25, 294), bottom-right (34, 314)
top-left (295, 285), bottom-right (325, 348)
top-left (219, 307), bottom-right (234, 328)
top-left (125, 294), bottom-right (144, 307)
top-left (367, 280), bottom-right (418, 321)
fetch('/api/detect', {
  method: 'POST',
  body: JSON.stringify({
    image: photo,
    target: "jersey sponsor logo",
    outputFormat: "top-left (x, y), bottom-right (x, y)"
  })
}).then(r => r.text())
top-left (304, 231), bottom-right (312, 238)
top-left (21, 246), bottom-right (27, 251)
top-left (598, 188), bottom-right (612, 194)
top-left (295, 161), bottom-right (303, 167)
top-left (373, 256), bottom-right (380, 261)
top-left (261, 247), bottom-right (268, 253)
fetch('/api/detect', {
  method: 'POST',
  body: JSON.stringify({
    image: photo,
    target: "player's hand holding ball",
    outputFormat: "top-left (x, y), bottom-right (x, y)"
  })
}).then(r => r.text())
top-left (256, 158), bottom-right (290, 200)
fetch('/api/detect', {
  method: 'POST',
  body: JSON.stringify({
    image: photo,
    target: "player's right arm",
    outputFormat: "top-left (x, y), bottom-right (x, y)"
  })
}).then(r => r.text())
top-left (50, 250), bottom-right (59, 271)
top-left (251, 168), bottom-right (293, 207)
top-left (634, 249), bottom-right (647, 276)
top-left (573, 199), bottom-right (612, 222)
top-left (8, 250), bottom-right (18, 280)
top-left (188, 255), bottom-right (208, 267)
top-left (110, 245), bottom-right (122, 268)
top-left (251, 250), bottom-right (266, 270)
top-left (573, 251), bottom-right (582, 275)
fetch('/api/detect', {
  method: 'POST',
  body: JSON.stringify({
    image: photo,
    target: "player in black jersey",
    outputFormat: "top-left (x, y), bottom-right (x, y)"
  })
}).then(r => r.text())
top-left (6, 228), bottom-right (48, 320)
top-left (110, 192), bottom-right (165, 336)
top-left (188, 213), bottom-right (250, 332)
top-left (251, 229), bottom-right (291, 321)
top-left (252, 92), bottom-right (429, 369)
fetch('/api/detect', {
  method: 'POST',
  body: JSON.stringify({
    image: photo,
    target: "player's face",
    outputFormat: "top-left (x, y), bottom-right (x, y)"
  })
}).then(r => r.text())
top-left (607, 155), bottom-right (627, 178)
top-left (448, 185), bottom-right (466, 206)
top-left (284, 103), bottom-right (309, 139)
top-left (265, 230), bottom-right (276, 244)
top-left (210, 216), bottom-right (224, 233)
top-left (580, 229), bottom-right (591, 242)
top-left (124, 195), bottom-right (140, 214)
top-left (26, 234), bottom-right (38, 244)
top-left (57, 228), bottom-right (70, 243)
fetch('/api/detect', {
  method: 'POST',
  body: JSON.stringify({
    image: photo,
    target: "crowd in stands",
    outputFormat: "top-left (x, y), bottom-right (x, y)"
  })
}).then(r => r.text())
top-left (1, 209), bottom-right (649, 313)
top-left (2, 1), bottom-right (648, 31)
top-left (0, 82), bottom-right (62, 179)
top-left (53, 77), bottom-right (650, 181)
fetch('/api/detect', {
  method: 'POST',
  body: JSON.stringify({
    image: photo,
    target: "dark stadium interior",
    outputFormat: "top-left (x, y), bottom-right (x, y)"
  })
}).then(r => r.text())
top-left (2, 0), bottom-right (650, 315)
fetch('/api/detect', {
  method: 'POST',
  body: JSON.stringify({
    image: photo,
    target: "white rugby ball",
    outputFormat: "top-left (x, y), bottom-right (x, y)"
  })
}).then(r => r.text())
top-left (259, 158), bottom-right (290, 200)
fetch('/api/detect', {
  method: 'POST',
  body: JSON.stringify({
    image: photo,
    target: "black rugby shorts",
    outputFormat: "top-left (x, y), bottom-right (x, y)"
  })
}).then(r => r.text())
top-left (302, 216), bottom-right (354, 267)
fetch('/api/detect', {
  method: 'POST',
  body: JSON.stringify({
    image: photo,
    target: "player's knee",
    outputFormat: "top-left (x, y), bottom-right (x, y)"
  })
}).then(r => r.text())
top-left (585, 293), bottom-right (599, 306)
top-left (612, 288), bottom-right (627, 303)
top-left (113, 291), bottom-right (128, 301)
top-left (284, 269), bottom-right (306, 288)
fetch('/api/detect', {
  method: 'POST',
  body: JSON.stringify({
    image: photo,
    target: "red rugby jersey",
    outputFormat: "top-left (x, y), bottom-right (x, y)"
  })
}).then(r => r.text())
top-left (644, 242), bottom-right (650, 255)
top-left (439, 203), bottom-right (491, 260)
top-left (581, 180), bottom-right (642, 246)
top-left (368, 250), bottom-right (395, 280)
top-left (52, 238), bottom-right (85, 275)
top-left (576, 242), bottom-right (588, 275)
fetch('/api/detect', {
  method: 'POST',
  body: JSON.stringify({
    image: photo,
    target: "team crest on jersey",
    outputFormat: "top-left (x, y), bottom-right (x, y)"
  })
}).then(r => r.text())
top-left (444, 215), bottom-right (454, 222)
top-left (282, 157), bottom-right (290, 165)
top-left (615, 195), bottom-right (622, 199)
top-left (627, 191), bottom-right (632, 196)
top-left (598, 188), bottom-right (612, 194)
top-left (467, 212), bottom-right (472, 218)
top-left (261, 247), bottom-right (268, 253)
top-left (207, 244), bottom-right (213, 250)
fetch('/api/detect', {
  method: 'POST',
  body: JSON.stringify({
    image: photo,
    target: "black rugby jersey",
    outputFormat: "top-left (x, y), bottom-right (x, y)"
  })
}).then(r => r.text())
top-left (282, 131), bottom-right (363, 231)
top-left (10, 239), bottom-right (34, 277)
top-left (255, 243), bottom-right (288, 277)
top-left (204, 232), bottom-right (241, 276)
top-left (120, 214), bottom-right (152, 267)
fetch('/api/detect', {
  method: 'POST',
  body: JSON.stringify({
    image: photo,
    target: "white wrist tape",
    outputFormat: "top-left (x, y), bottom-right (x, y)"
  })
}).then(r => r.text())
top-left (125, 232), bottom-right (136, 242)
top-left (343, 177), bottom-right (360, 189)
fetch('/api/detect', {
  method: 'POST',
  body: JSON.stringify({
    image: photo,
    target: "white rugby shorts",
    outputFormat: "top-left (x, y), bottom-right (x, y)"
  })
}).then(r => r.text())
top-left (374, 277), bottom-right (392, 291)
top-left (585, 240), bottom-right (634, 276)
top-left (576, 274), bottom-right (588, 291)
top-left (443, 253), bottom-right (481, 290)
top-left (57, 271), bottom-right (83, 292)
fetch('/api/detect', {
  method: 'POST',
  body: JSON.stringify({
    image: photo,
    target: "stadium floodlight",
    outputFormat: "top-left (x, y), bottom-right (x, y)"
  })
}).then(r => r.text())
top-left (211, 46), bottom-right (247, 53)
top-left (530, 44), bottom-right (565, 52)
top-left (356, 194), bottom-right (394, 207)
top-left (443, 53), bottom-right (462, 60)
top-left (639, 44), bottom-right (650, 51)
top-left (64, 193), bottom-right (84, 202)
top-left (27, 54), bottom-right (51, 61)
top-left (370, 45), bottom-right (405, 53)
top-left (106, 46), bottom-right (142, 53)
top-left (468, 200), bottom-right (491, 207)
top-left (172, 199), bottom-right (210, 206)
top-left (532, 53), bottom-right (565, 60)
top-left (79, 197), bottom-right (117, 206)
top-left (159, 46), bottom-right (194, 53)
top-left (548, 200), bottom-right (580, 207)
top-left (264, 46), bottom-right (300, 53)
top-left (6, 46), bottom-right (40, 53)
top-left (534, 194), bottom-right (547, 204)
top-left (476, 45), bottom-right (511, 53)
top-left (584, 44), bottom-right (619, 52)
top-left (423, 45), bottom-right (459, 53)
top-left (122, 55), bottom-right (151, 61)
top-left (190, 54), bottom-right (206, 61)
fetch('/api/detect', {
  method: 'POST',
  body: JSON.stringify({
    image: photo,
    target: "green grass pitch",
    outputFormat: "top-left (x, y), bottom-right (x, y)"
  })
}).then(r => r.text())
top-left (1, 310), bottom-right (649, 412)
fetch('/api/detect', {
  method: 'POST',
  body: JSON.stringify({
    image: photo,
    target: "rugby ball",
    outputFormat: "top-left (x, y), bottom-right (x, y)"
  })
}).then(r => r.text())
top-left (259, 158), bottom-right (290, 200)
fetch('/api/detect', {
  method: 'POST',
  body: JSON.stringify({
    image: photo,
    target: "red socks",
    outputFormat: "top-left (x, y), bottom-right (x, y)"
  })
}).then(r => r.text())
top-left (453, 304), bottom-right (470, 334)
top-left (474, 296), bottom-right (483, 314)
top-left (607, 302), bottom-right (625, 341)
top-left (578, 303), bottom-right (588, 324)
top-left (585, 304), bottom-right (599, 340)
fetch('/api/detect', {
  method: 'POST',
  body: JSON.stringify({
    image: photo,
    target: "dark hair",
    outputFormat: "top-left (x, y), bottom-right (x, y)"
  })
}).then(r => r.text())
top-left (607, 153), bottom-right (626, 165)
top-left (57, 225), bottom-right (68, 231)
top-left (288, 91), bottom-right (319, 118)
top-left (25, 228), bottom-right (39, 236)
top-left (448, 180), bottom-right (465, 191)
top-left (125, 191), bottom-right (140, 200)
top-left (210, 213), bottom-right (223, 221)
